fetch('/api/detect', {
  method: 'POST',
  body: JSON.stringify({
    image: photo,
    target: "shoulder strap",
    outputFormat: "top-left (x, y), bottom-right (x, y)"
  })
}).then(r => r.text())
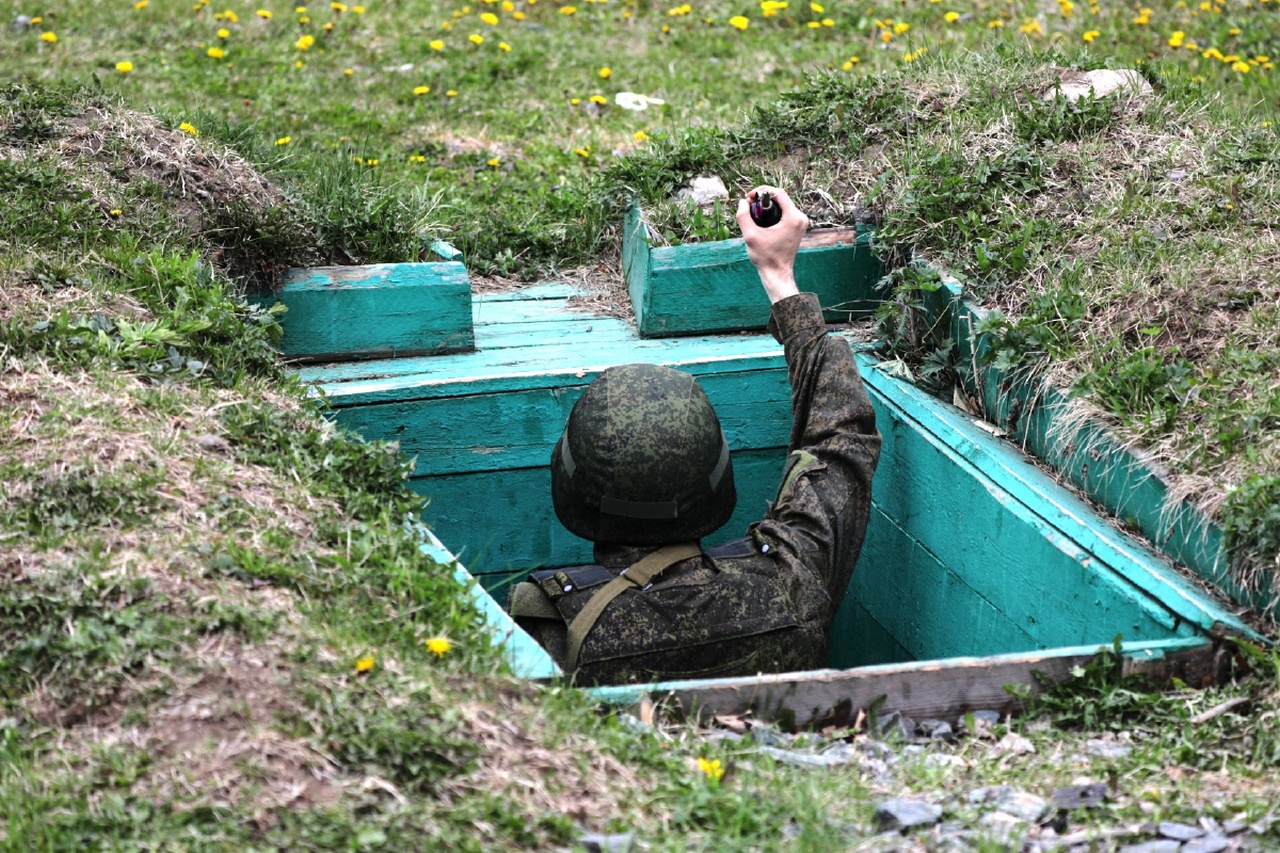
top-left (564, 541), bottom-right (701, 673)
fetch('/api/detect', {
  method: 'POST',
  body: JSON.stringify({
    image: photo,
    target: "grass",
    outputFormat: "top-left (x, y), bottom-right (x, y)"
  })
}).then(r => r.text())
top-left (2, 0), bottom-right (1280, 848)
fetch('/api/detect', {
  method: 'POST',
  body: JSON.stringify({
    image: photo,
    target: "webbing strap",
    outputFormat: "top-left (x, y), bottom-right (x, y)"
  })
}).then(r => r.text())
top-left (564, 541), bottom-right (701, 672)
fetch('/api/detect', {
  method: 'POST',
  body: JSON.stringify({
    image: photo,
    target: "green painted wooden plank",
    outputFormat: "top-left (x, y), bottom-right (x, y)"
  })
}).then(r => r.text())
top-left (411, 449), bottom-right (788, 577)
top-left (623, 203), bottom-right (883, 337)
top-left (415, 526), bottom-right (560, 680)
top-left (304, 336), bottom-right (791, 406)
top-left (253, 262), bottom-right (474, 362)
top-left (332, 368), bottom-right (792, 477)
top-left (858, 352), bottom-right (1253, 640)
top-left (919, 278), bottom-right (1273, 616)
top-left (830, 598), bottom-right (913, 667)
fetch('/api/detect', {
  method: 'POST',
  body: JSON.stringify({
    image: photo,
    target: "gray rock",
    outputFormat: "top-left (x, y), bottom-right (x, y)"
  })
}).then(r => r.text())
top-left (858, 739), bottom-right (897, 762)
top-left (1050, 69), bottom-right (1153, 102)
top-left (1182, 836), bottom-right (1229, 853)
top-left (1118, 842), bottom-right (1181, 853)
top-left (1086, 738), bottom-right (1132, 759)
top-left (1158, 821), bottom-right (1204, 841)
top-left (993, 732), bottom-right (1036, 755)
top-left (1221, 820), bottom-right (1248, 835)
top-left (676, 176), bottom-right (729, 207)
top-left (994, 789), bottom-right (1048, 823)
top-left (746, 722), bottom-right (791, 747)
top-left (924, 752), bottom-right (967, 769)
top-left (759, 742), bottom-right (857, 769)
top-left (13, 14), bottom-right (32, 29)
top-left (917, 719), bottom-right (954, 741)
top-left (577, 832), bottom-right (635, 853)
top-left (1199, 817), bottom-right (1223, 836)
top-left (968, 785), bottom-right (1012, 805)
top-left (849, 831), bottom-right (913, 852)
top-left (875, 798), bottom-right (943, 832)
top-left (876, 711), bottom-right (916, 741)
top-left (1049, 783), bottom-right (1108, 811)
top-left (980, 811), bottom-right (1030, 848)
top-left (194, 433), bottom-right (232, 453)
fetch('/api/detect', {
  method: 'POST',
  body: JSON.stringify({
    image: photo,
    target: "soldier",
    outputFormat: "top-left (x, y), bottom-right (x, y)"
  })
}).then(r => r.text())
top-left (508, 187), bottom-right (882, 684)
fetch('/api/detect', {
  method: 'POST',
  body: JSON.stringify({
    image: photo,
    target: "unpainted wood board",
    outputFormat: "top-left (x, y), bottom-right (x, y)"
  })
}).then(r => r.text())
top-left (411, 449), bottom-right (789, 577)
top-left (333, 368), bottom-right (793, 477)
top-left (589, 638), bottom-right (1221, 727)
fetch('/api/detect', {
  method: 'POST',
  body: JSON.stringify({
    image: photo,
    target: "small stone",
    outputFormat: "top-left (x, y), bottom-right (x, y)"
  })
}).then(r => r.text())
top-left (924, 752), bottom-right (967, 769)
top-left (1158, 821), bottom-right (1204, 841)
top-left (747, 723), bottom-right (791, 748)
top-left (675, 176), bottom-right (729, 207)
top-left (1182, 836), bottom-right (1229, 853)
top-left (875, 798), bottom-right (943, 832)
top-left (858, 739), bottom-right (897, 762)
top-left (1166, 169), bottom-right (1189, 182)
top-left (917, 719), bottom-right (954, 741)
top-left (981, 812), bottom-right (1030, 848)
top-left (13, 13), bottom-right (32, 29)
top-left (1221, 820), bottom-right (1248, 835)
top-left (577, 832), bottom-right (635, 853)
top-left (759, 742), bottom-right (857, 769)
top-left (1118, 842), bottom-right (1181, 853)
top-left (876, 711), bottom-right (916, 741)
top-left (194, 433), bottom-right (232, 453)
top-left (1198, 817), bottom-right (1222, 836)
top-left (994, 790), bottom-right (1048, 823)
top-left (849, 831), bottom-right (912, 852)
top-left (1050, 69), bottom-right (1153, 102)
top-left (1050, 783), bottom-right (1108, 811)
top-left (994, 732), bottom-right (1036, 756)
top-left (1086, 738), bottom-right (1132, 759)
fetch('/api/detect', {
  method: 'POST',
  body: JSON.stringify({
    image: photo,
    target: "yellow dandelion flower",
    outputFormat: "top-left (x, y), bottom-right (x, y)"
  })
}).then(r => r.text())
top-left (570, 96), bottom-right (581, 104)
top-left (355, 655), bottom-right (375, 672)
top-left (41, 31), bottom-right (58, 43)
top-left (810, 0), bottom-right (824, 10)
top-left (299, 15), bottom-right (310, 22)
top-left (323, 21), bottom-right (335, 30)
top-left (513, 10), bottom-right (526, 19)
top-left (295, 59), bottom-right (305, 66)
top-left (599, 66), bottom-right (612, 78)
top-left (1168, 31), bottom-right (1184, 47)
top-left (988, 19), bottom-right (1004, 27)
top-left (216, 27), bottom-right (230, 38)
top-left (1059, 0), bottom-right (1074, 15)
top-left (430, 39), bottom-right (445, 49)
top-left (414, 85), bottom-right (430, 95)
top-left (257, 9), bottom-right (273, 18)
top-left (276, 135), bottom-right (292, 145)
top-left (343, 67), bottom-right (354, 74)
top-left (1228, 26), bottom-right (1240, 34)
top-left (294, 5), bottom-right (305, 12)
top-left (208, 46), bottom-right (225, 57)
top-left (574, 146), bottom-right (591, 157)
top-left (589, 94), bottom-right (607, 103)
top-left (295, 34), bottom-right (315, 49)
top-left (893, 20), bottom-right (910, 33)
top-left (353, 4), bottom-right (366, 11)
top-left (29, 16), bottom-right (41, 24)
top-left (1202, 47), bottom-right (1223, 59)
top-left (1232, 59), bottom-right (1251, 72)
top-left (560, 5), bottom-right (577, 12)
top-left (806, 20), bottom-right (820, 28)
top-left (634, 129), bottom-right (650, 141)
top-left (729, 14), bottom-right (749, 28)
top-left (331, 1), bottom-right (348, 10)
top-left (487, 156), bottom-right (501, 167)
top-left (109, 208), bottom-right (122, 216)
top-left (179, 121), bottom-right (199, 136)
top-left (446, 89), bottom-right (459, 96)
top-left (880, 30), bottom-right (892, 42)
top-left (469, 32), bottom-right (484, 43)
top-left (821, 17), bottom-right (833, 25)
top-left (503, 0), bottom-right (515, 8)
top-left (409, 154), bottom-right (427, 162)
top-left (697, 757), bottom-right (725, 781)
top-left (944, 11), bottom-right (960, 21)
top-left (481, 11), bottom-right (499, 23)
top-left (116, 60), bottom-right (135, 73)
top-left (1224, 53), bottom-right (1240, 62)
top-left (1256, 55), bottom-right (1271, 62)
top-left (426, 636), bottom-right (453, 656)
top-left (135, 0), bottom-right (149, 9)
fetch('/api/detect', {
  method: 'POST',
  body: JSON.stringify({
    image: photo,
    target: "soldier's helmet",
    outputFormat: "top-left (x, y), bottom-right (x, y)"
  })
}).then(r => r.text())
top-left (551, 363), bottom-right (736, 546)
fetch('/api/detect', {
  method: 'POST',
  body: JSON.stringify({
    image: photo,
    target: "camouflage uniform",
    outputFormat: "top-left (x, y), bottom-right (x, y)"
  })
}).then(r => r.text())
top-left (511, 293), bottom-right (881, 684)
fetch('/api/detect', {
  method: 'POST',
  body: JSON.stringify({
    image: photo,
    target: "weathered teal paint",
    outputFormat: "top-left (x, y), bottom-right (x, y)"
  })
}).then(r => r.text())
top-left (623, 204), bottom-right (883, 337)
top-left (415, 525), bottom-right (559, 679)
top-left (253, 262), bottom-right (474, 362)
top-left (304, 283), bottom-right (1256, 681)
top-left (918, 275), bottom-right (1274, 615)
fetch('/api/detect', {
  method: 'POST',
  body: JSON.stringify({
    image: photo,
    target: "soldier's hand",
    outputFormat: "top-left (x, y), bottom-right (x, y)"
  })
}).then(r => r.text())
top-left (736, 186), bottom-right (809, 305)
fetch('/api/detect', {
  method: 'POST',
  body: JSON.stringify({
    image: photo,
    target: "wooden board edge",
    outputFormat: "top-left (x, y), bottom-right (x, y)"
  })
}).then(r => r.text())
top-left (586, 638), bottom-right (1228, 729)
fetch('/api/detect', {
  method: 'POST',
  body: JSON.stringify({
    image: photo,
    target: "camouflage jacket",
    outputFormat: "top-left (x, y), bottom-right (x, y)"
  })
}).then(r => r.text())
top-left (510, 293), bottom-right (882, 684)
